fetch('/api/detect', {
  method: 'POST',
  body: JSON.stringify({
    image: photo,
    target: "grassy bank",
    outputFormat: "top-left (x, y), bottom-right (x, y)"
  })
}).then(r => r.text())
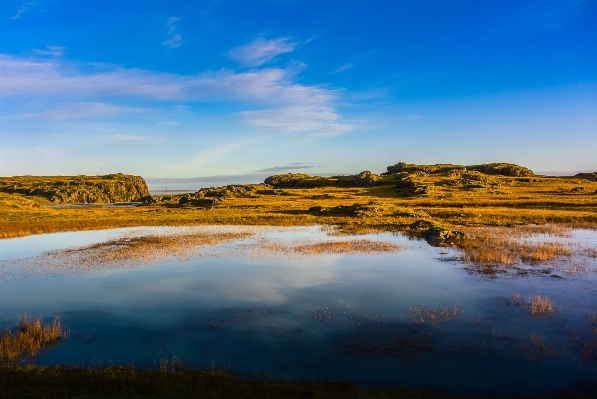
top-left (0, 366), bottom-right (592, 399)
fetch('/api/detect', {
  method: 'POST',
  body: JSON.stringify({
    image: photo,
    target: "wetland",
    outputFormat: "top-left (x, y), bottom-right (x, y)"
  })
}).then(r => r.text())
top-left (1, 162), bottom-right (597, 397)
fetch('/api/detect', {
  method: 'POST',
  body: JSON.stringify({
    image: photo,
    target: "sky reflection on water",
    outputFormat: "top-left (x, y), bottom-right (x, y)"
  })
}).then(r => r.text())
top-left (1, 226), bottom-right (596, 396)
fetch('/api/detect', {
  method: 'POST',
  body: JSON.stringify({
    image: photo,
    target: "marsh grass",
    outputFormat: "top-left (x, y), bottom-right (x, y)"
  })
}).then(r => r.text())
top-left (0, 315), bottom-right (64, 365)
top-left (557, 263), bottom-right (590, 277)
top-left (0, 227), bottom-right (254, 281)
top-left (568, 314), bottom-right (597, 362)
top-left (518, 333), bottom-right (558, 362)
top-left (456, 225), bottom-right (575, 268)
top-left (411, 306), bottom-right (461, 326)
top-left (1, 227), bottom-right (403, 281)
top-left (294, 240), bottom-right (402, 255)
top-left (526, 294), bottom-right (556, 317)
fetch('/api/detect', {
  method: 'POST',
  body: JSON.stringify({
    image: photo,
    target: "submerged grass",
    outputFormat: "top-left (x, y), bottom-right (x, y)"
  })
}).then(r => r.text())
top-left (453, 225), bottom-right (588, 276)
top-left (527, 294), bottom-right (556, 317)
top-left (1, 227), bottom-right (403, 281)
top-left (0, 227), bottom-right (255, 281)
top-left (411, 306), bottom-right (461, 326)
top-left (0, 315), bottom-right (63, 365)
top-left (294, 240), bottom-right (402, 255)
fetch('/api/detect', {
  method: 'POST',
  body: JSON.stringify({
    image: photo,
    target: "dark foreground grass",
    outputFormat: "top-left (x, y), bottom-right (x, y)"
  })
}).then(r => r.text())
top-left (0, 366), bottom-right (594, 399)
top-left (0, 366), bottom-right (460, 399)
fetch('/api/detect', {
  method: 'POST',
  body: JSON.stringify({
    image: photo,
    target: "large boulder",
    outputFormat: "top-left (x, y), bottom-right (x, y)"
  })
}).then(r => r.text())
top-left (409, 220), bottom-right (466, 247)
top-left (351, 171), bottom-right (381, 187)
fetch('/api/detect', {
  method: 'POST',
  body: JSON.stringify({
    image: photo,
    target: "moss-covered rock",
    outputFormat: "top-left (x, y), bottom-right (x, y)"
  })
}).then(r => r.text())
top-left (394, 172), bottom-right (434, 195)
top-left (0, 174), bottom-right (151, 204)
top-left (575, 172), bottom-right (597, 182)
top-left (409, 220), bottom-right (465, 247)
top-left (350, 171), bottom-right (381, 187)
top-left (443, 170), bottom-right (501, 190)
top-left (386, 162), bottom-right (464, 175)
top-left (466, 163), bottom-right (533, 177)
top-left (264, 174), bottom-right (333, 188)
top-left (195, 184), bottom-right (268, 198)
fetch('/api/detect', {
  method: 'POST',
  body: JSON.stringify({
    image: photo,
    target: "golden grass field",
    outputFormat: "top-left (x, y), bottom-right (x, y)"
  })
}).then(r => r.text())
top-left (1, 164), bottom-right (596, 271)
top-left (1, 170), bottom-right (596, 238)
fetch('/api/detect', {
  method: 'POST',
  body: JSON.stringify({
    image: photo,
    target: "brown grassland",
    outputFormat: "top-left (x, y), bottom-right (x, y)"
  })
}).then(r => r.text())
top-left (1, 166), bottom-right (596, 241)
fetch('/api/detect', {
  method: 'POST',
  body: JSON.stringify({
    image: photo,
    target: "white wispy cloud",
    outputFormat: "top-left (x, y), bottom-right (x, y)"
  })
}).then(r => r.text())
top-left (241, 106), bottom-right (351, 136)
top-left (9, 102), bottom-right (143, 120)
top-left (10, 1), bottom-right (37, 19)
top-left (105, 134), bottom-right (152, 141)
top-left (32, 45), bottom-right (65, 57)
top-left (333, 63), bottom-right (354, 73)
top-left (162, 17), bottom-right (182, 49)
top-left (0, 51), bottom-right (351, 136)
top-left (227, 37), bottom-right (299, 67)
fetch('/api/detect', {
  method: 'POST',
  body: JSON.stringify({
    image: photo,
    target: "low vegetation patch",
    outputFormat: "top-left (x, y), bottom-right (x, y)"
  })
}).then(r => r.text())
top-left (294, 240), bottom-right (402, 255)
top-left (526, 294), bottom-right (556, 317)
top-left (411, 306), bottom-right (461, 326)
top-left (0, 227), bottom-right (254, 280)
top-left (455, 225), bottom-right (574, 266)
top-left (0, 315), bottom-right (63, 365)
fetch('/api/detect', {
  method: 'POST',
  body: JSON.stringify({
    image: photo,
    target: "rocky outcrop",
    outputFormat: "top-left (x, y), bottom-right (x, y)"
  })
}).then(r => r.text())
top-left (443, 170), bottom-right (501, 190)
top-left (350, 171), bottom-right (381, 187)
top-left (385, 162), bottom-right (533, 177)
top-left (264, 174), bottom-right (332, 188)
top-left (0, 174), bottom-right (151, 204)
top-left (385, 162), bottom-right (464, 175)
top-left (195, 184), bottom-right (268, 198)
top-left (395, 172), bottom-right (433, 195)
top-left (466, 163), bottom-right (533, 177)
top-left (409, 220), bottom-right (466, 247)
top-left (575, 172), bottom-right (597, 182)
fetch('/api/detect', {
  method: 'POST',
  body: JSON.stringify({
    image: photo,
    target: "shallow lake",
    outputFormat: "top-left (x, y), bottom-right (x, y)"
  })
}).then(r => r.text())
top-left (1, 225), bottom-right (596, 396)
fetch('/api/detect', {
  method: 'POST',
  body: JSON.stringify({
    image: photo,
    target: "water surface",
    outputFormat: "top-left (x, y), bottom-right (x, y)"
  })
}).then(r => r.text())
top-left (1, 226), bottom-right (596, 396)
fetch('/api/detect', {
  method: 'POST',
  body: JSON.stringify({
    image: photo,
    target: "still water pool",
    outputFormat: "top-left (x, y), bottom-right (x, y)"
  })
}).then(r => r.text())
top-left (1, 226), bottom-right (596, 396)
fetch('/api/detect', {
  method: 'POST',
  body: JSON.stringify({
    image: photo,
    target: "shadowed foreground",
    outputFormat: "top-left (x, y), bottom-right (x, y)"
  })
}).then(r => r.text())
top-left (0, 366), bottom-right (592, 399)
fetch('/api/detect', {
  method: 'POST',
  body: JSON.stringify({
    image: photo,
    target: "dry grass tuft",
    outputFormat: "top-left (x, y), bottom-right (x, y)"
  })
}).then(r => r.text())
top-left (411, 306), bottom-right (460, 325)
top-left (526, 294), bottom-right (555, 317)
top-left (294, 240), bottom-right (402, 255)
top-left (0, 315), bottom-right (63, 364)
top-left (456, 226), bottom-right (574, 266)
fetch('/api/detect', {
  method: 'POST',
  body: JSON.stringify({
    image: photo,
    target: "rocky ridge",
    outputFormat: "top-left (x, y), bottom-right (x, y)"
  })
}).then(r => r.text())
top-left (0, 174), bottom-right (151, 204)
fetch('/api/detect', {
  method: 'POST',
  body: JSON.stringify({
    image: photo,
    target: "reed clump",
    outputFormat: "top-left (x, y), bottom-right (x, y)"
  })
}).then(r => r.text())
top-left (0, 315), bottom-right (63, 365)
top-left (526, 294), bottom-right (555, 317)
top-left (456, 226), bottom-right (574, 266)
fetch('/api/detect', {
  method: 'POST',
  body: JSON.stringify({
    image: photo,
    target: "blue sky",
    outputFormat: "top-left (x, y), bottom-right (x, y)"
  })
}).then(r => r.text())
top-left (1, 0), bottom-right (596, 188)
